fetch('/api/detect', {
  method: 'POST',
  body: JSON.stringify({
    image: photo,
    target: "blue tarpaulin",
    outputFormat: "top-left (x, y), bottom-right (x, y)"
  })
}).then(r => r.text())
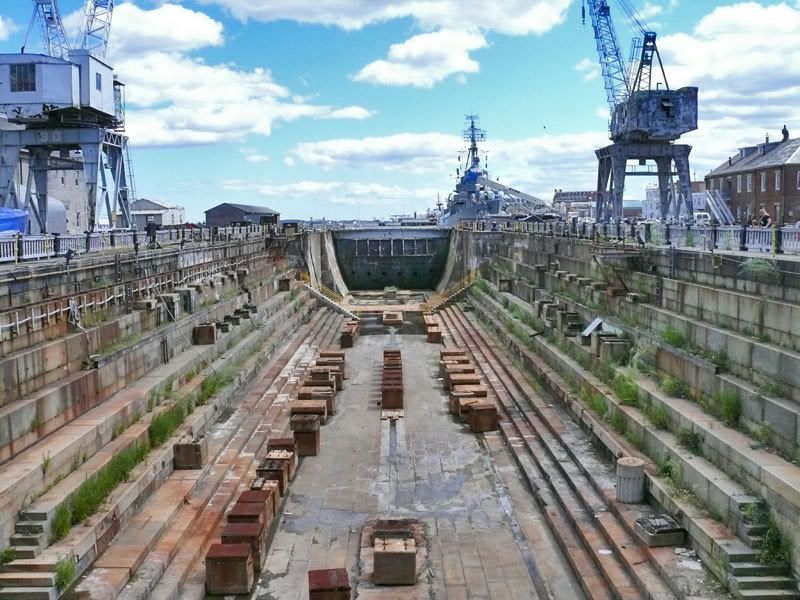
top-left (0, 208), bottom-right (28, 235)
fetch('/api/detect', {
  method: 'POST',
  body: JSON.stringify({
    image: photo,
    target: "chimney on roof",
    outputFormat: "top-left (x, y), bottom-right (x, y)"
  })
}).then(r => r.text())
top-left (783, 125), bottom-right (790, 142)
top-left (766, 133), bottom-right (770, 144)
top-left (728, 157), bottom-right (732, 166)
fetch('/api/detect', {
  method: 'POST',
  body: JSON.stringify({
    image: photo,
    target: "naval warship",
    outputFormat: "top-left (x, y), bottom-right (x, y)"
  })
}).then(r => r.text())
top-left (438, 115), bottom-right (550, 227)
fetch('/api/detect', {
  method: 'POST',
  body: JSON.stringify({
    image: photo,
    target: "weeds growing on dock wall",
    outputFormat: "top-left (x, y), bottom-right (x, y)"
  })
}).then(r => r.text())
top-left (716, 391), bottom-right (741, 427)
top-left (593, 361), bottom-right (617, 385)
top-left (580, 386), bottom-right (608, 417)
top-left (753, 370), bottom-right (783, 398)
top-left (613, 374), bottom-right (639, 407)
top-left (661, 327), bottom-right (689, 350)
top-left (646, 403), bottom-right (670, 430)
top-left (149, 399), bottom-right (191, 447)
top-left (607, 409), bottom-right (627, 434)
top-left (677, 428), bottom-right (704, 455)
top-left (55, 555), bottom-right (76, 590)
top-left (0, 547), bottom-right (16, 566)
top-left (758, 517), bottom-right (792, 565)
top-left (660, 376), bottom-right (690, 398)
top-left (739, 258), bottom-right (782, 285)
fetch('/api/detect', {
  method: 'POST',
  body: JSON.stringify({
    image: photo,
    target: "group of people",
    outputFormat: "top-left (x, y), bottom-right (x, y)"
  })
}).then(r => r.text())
top-left (748, 208), bottom-right (773, 227)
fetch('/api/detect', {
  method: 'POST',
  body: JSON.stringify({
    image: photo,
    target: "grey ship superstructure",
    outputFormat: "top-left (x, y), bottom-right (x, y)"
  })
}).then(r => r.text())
top-left (438, 115), bottom-right (547, 226)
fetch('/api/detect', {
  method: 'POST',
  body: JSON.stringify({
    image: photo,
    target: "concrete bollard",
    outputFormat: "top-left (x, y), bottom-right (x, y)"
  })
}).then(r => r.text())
top-left (616, 457), bottom-right (646, 503)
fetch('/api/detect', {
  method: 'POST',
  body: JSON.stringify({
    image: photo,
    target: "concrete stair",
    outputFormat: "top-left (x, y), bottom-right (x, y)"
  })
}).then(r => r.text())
top-left (301, 283), bottom-right (359, 321)
top-left (736, 592), bottom-right (800, 599)
top-left (0, 291), bottom-right (313, 600)
top-left (0, 587), bottom-right (56, 600)
top-left (0, 572), bottom-right (56, 587)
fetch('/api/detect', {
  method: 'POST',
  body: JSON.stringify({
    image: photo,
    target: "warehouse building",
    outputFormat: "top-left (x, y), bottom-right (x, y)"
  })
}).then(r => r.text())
top-left (204, 202), bottom-right (279, 227)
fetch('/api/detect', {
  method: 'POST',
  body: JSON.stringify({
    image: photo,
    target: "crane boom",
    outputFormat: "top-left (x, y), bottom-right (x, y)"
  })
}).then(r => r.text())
top-left (28, 0), bottom-right (70, 59)
top-left (584, 0), bottom-right (629, 111)
top-left (78, 0), bottom-right (115, 58)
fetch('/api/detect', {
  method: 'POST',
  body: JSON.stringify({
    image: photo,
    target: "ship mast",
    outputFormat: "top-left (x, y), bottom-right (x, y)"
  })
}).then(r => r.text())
top-left (463, 114), bottom-right (486, 173)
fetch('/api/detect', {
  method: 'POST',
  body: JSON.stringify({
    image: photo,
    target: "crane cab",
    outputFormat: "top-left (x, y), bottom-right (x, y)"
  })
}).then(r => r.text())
top-left (611, 86), bottom-right (698, 142)
top-left (0, 50), bottom-right (119, 128)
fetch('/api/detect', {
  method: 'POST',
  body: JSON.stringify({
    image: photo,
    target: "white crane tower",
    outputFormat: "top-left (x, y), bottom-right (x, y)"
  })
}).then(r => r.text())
top-left (0, 0), bottom-right (135, 233)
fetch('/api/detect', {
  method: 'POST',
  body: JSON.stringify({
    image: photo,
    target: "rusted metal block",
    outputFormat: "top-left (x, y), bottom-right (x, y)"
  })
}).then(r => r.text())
top-left (227, 501), bottom-right (265, 525)
top-left (294, 430), bottom-right (320, 457)
top-left (448, 373), bottom-right (481, 390)
top-left (255, 458), bottom-right (290, 495)
top-left (173, 436), bottom-right (208, 469)
top-left (237, 488), bottom-right (276, 523)
top-left (468, 402), bottom-right (499, 433)
top-left (373, 537), bottom-right (417, 585)
top-left (221, 522), bottom-right (266, 571)
top-left (192, 323), bottom-right (217, 345)
top-left (308, 568), bottom-right (351, 600)
top-left (206, 543), bottom-right (254, 595)
top-left (290, 414), bottom-right (321, 432)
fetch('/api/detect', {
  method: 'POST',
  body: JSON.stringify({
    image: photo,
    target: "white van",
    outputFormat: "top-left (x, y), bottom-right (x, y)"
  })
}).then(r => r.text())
top-left (693, 212), bottom-right (711, 225)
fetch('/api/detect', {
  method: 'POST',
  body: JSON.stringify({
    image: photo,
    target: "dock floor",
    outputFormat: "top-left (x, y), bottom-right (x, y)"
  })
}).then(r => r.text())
top-left (254, 334), bottom-right (582, 599)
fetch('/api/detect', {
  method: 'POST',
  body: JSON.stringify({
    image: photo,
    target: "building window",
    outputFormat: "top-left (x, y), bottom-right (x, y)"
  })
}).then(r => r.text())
top-left (10, 64), bottom-right (36, 92)
top-left (76, 212), bottom-right (81, 229)
top-left (797, 171), bottom-right (800, 190)
top-left (95, 72), bottom-right (102, 91)
top-left (60, 176), bottom-right (65, 185)
top-left (760, 172), bottom-right (766, 192)
top-left (737, 174), bottom-right (742, 193)
top-left (75, 177), bottom-right (79, 186)
top-left (775, 170), bottom-right (781, 191)
top-left (747, 174), bottom-right (753, 192)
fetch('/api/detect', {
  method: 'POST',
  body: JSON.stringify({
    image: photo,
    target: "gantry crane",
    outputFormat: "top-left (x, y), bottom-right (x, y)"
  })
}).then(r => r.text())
top-left (582, 0), bottom-right (698, 222)
top-left (0, 0), bottom-right (134, 233)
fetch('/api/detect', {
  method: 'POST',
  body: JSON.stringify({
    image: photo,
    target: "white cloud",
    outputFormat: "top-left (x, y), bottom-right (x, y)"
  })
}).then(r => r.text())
top-left (199, 0), bottom-right (570, 90)
top-left (198, 0), bottom-right (572, 36)
top-left (289, 133), bottom-right (463, 172)
top-left (575, 57), bottom-right (600, 82)
top-left (354, 30), bottom-right (487, 88)
top-left (657, 2), bottom-right (800, 175)
top-left (99, 3), bottom-right (373, 146)
top-left (286, 130), bottom-right (610, 200)
top-left (222, 179), bottom-right (431, 207)
top-left (0, 17), bottom-right (17, 42)
top-left (245, 154), bottom-right (270, 163)
top-left (108, 3), bottom-right (224, 56)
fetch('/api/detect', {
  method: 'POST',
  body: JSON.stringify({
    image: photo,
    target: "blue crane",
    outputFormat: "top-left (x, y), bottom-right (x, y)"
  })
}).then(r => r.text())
top-left (78, 0), bottom-right (115, 58)
top-left (581, 0), bottom-right (701, 225)
top-left (582, 0), bottom-right (629, 112)
top-left (582, 0), bottom-right (670, 115)
top-left (22, 0), bottom-right (71, 59)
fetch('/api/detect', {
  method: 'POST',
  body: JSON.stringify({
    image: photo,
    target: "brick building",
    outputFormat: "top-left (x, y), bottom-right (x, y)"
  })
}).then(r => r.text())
top-left (705, 127), bottom-right (800, 225)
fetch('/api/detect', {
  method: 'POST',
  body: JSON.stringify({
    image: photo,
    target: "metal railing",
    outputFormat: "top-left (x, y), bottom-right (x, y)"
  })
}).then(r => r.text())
top-left (0, 224), bottom-right (284, 264)
top-left (457, 219), bottom-right (800, 257)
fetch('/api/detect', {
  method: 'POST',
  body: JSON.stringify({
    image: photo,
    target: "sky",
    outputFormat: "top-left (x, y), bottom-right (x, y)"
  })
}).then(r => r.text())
top-left (1, 0), bottom-right (800, 221)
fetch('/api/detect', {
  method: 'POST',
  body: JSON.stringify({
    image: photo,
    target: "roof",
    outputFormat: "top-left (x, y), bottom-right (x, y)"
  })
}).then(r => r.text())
top-left (206, 202), bottom-right (279, 216)
top-left (132, 198), bottom-right (174, 211)
top-left (708, 137), bottom-right (800, 177)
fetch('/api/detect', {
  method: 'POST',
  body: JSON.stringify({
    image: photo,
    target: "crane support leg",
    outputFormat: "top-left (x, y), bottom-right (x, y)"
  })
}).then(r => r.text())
top-left (596, 155), bottom-right (612, 222)
top-left (656, 157), bottom-right (672, 221)
top-left (675, 149), bottom-right (693, 220)
top-left (0, 137), bottom-right (21, 209)
top-left (610, 148), bottom-right (626, 223)
top-left (30, 150), bottom-right (50, 234)
top-left (80, 142), bottom-right (101, 232)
